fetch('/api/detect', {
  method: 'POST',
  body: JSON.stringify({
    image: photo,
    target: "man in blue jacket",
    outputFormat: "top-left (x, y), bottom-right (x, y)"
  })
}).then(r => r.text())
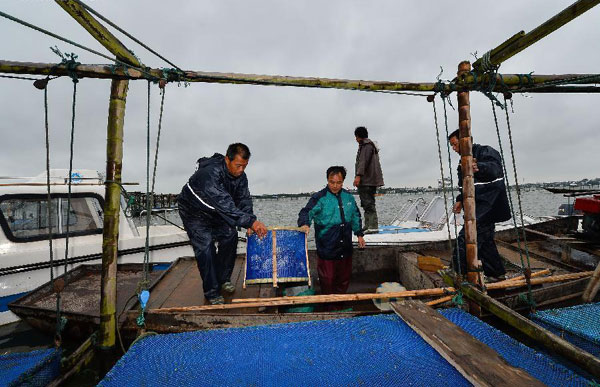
top-left (448, 129), bottom-right (511, 281)
top-left (298, 166), bottom-right (365, 298)
top-left (178, 143), bottom-right (267, 304)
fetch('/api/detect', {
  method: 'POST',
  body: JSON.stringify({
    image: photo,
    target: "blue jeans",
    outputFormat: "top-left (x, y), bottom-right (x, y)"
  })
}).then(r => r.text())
top-left (179, 207), bottom-right (238, 300)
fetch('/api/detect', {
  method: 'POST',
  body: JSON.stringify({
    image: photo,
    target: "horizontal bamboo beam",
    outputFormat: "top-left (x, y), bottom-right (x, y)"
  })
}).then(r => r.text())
top-left (486, 271), bottom-right (593, 290)
top-left (2, 60), bottom-right (599, 94)
top-left (148, 271), bottom-right (593, 314)
top-left (150, 287), bottom-right (456, 313)
top-left (233, 271), bottom-right (591, 305)
top-left (491, 268), bottom-right (551, 286)
top-left (473, 0), bottom-right (600, 70)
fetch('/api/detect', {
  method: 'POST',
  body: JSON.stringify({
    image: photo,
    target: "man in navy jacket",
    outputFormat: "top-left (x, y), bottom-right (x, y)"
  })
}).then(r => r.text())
top-left (448, 130), bottom-right (511, 280)
top-left (178, 143), bottom-right (267, 304)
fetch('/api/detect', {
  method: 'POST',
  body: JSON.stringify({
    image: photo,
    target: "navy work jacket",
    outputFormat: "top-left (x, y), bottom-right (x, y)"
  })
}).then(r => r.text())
top-left (178, 153), bottom-right (256, 228)
top-left (456, 144), bottom-right (511, 225)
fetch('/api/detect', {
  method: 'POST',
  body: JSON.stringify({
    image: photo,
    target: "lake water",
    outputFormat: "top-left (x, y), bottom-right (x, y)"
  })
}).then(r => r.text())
top-left (147, 188), bottom-right (569, 246)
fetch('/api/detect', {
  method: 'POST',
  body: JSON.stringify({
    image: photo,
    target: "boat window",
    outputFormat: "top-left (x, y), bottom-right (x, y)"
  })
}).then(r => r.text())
top-left (0, 194), bottom-right (104, 242)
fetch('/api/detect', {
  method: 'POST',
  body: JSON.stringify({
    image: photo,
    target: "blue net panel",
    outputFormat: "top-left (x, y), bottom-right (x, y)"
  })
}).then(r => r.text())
top-left (531, 302), bottom-right (600, 357)
top-left (0, 348), bottom-right (61, 387)
top-left (245, 229), bottom-right (309, 285)
top-left (100, 309), bottom-right (588, 386)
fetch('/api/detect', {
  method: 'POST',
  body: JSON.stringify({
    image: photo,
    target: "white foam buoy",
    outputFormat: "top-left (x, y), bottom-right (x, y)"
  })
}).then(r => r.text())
top-left (373, 282), bottom-right (406, 311)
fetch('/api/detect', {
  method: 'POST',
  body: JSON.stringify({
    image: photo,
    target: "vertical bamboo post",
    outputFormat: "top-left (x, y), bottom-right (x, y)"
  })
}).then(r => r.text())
top-left (99, 79), bottom-right (128, 350)
top-left (272, 230), bottom-right (278, 288)
top-left (457, 61), bottom-right (485, 294)
top-left (56, 0), bottom-right (142, 352)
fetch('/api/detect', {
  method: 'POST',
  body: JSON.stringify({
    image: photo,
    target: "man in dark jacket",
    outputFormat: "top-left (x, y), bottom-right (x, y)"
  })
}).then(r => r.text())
top-left (448, 129), bottom-right (511, 280)
top-left (298, 166), bottom-right (365, 298)
top-left (178, 143), bottom-right (267, 304)
top-left (353, 126), bottom-right (384, 233)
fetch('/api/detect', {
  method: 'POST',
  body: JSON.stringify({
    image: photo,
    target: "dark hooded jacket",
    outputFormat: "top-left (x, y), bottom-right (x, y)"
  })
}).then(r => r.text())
top-left (355, 138), bottom-right (384, 187)
top-left (456, 144), bottom-right (511, 225)
top-left (177, 153), bottom-right (256, 228)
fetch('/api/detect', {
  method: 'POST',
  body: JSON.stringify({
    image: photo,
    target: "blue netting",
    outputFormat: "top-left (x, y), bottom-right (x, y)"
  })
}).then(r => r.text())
top-left (0, 348), bottom-right (61, 387)
top-left (100, 309), bottom-right (588, 386)
top-left (531, 302), bottom-right (600, 357)
top-left (246, 229), bottom-right (308, 284)
top-left (440, 309), bottom-right (590, 386)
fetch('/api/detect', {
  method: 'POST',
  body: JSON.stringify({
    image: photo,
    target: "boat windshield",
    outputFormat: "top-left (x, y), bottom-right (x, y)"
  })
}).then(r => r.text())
top-left (0, 194), bottom-right (104, 242)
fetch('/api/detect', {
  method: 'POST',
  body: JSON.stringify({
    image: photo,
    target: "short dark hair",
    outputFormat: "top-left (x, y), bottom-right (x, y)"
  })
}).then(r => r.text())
top-left (226, 143), bottom-right (251, 160)
top-left (326, 166), bottom-right (347, 180)
top-left (448, 129), bottom-right (460, 141)
top-left (354, 126), bottom-right (368, 139)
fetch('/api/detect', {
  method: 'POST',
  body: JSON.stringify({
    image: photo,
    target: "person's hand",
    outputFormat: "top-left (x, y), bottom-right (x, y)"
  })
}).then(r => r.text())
top-left (353, 176), bottom-right (361, 187)
top-left (357, 236), bottom-right (366, 249)
top-left (299, 225), bottom-right (310, 234)
top-left (472, 158), bottom-right (479, 173)
top-left (453, 201), bottom-right (463, 214)
top-left (251, 220), bottom-right (268, 239)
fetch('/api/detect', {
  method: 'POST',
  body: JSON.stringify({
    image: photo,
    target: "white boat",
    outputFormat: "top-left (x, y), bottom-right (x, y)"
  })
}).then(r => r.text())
top-left (355, 196), bottom-right (540, 246)
top-left (0, 169), bottom-right (194, 325)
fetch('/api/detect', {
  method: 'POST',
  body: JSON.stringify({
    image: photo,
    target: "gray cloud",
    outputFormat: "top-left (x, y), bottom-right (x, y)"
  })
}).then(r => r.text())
top-left (1, 1), bottom-right (599, 194)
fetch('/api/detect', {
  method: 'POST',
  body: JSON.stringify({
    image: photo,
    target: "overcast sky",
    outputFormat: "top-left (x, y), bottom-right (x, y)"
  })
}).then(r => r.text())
top-left (1, 1), bottom-right (599, 194)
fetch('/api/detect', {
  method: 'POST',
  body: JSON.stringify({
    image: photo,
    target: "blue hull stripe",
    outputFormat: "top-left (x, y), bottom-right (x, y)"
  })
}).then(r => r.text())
top-left (0, 291), bottom-right (28, 312)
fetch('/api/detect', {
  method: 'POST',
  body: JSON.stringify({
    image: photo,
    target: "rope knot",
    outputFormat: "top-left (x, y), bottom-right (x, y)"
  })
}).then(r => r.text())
top-left (50, 46), bottom-right (80, 82)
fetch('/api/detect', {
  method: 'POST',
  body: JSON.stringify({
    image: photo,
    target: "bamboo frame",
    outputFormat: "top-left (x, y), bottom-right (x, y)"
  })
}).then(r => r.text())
top-left (2, 60), bottom-right (599, 94)
top-left (456, 61), bottom-right (484, 296)
top-left (271, 230), bottom-right (278, 288)
top-left (473, 0), bottom-right (600, 71)
top-left (150, 271), bottom-right (593, 313)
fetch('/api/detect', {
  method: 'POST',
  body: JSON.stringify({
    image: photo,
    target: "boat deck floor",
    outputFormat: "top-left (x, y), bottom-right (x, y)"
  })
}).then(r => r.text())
top-left (147, 255), bottom-right (396, 313)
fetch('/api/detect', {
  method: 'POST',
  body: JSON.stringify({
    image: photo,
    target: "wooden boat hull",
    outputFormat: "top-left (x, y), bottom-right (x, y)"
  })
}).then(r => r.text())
top-left (9, 216), bottom-right (597, 339)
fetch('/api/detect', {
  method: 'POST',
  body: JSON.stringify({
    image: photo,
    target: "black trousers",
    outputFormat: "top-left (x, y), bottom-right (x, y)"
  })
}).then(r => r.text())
top-left (452, 222), bottom-right (506, 278)
top-left (179, 207), bottom-right (238, 300)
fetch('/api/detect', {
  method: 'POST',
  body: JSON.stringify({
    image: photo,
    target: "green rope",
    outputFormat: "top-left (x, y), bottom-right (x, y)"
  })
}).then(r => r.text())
top-left (50, 47), bottom-right (80, 82)
top-left (0, 10), bottom-right (163, 82)
top-left (452, 292), bottom-right (464, 306)
top-left (143, 81), bottom-right (152, 285)
top-left (430, 97), bottom-right (453, 252)
top-left (502, 94), bottom-right (535, 308)
top-left (490, 98), bottom-right (535, 309)
top-left (73, 0), bottom-right (184, 73)
top-left (441, 96), bottom-right (462, 274)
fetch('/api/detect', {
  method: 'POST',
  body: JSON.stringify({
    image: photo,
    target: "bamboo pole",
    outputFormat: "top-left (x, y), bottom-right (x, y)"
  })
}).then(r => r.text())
top-left (582, 260), bottom-right (600, 302)
top-left (98, 78), bottom-right (128, 350)
top-left (473, 0), bottom-right (600, 70)
top-left (55, 0), bottom-right (142, 67)
top-left (149, 271), bottom-right (593, 313)
top-left (151, 287), bottom-right (456, 313)
top-left (456, 61), bottom-right (484, 296)
top-left (486, 271), bottom-right (593, 290)
top-left (55, 1), bottom-right (141, 353)
top-left (490, 268), bottom-right (551, 286)
top-left (231, 271), bottom-right (592, 305)
top-left (426, 295), bottom-right (454, 307)
top-left (2, 60), bottom-right (600, 93)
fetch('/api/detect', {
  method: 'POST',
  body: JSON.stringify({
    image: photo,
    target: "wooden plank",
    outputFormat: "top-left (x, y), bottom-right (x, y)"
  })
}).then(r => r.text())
top-left (391, 300), bottom-right (544, 387)
top-left (145, 258), bottom-right (196, 309)
top-left (161, 264), bottom-right (203, 308)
